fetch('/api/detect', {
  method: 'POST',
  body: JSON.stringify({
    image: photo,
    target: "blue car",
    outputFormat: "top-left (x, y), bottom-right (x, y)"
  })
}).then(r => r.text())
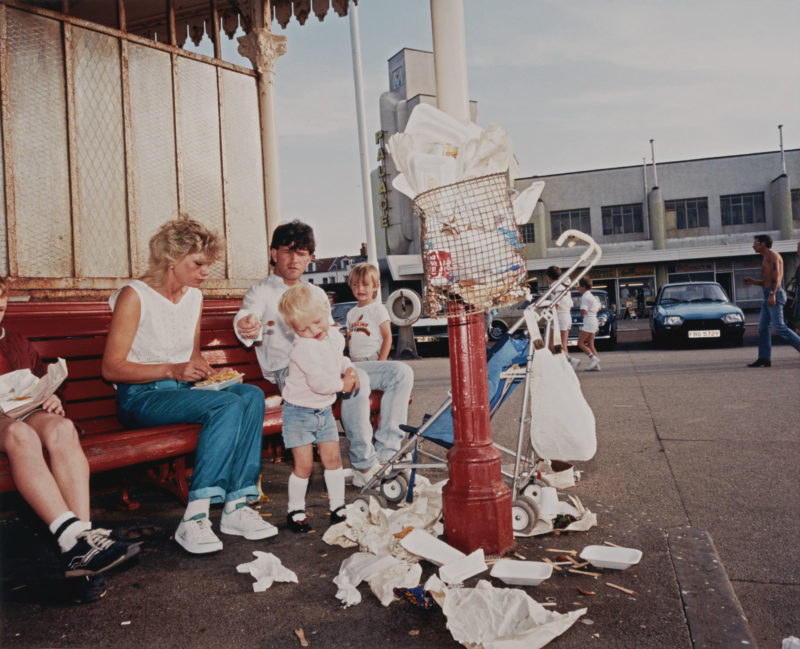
top-left (650, 282), bottom-right (745, 348)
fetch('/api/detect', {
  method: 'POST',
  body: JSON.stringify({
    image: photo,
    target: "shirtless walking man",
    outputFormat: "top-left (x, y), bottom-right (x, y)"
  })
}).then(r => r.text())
top-left (743, 234), bottom-right (800, 367)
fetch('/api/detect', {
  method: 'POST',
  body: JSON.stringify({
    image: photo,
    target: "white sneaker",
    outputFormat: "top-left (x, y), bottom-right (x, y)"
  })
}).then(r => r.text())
top-left (568, 356), bottom-right (581, 370)
top-left (220, 504), bottom-right (279, 540)
top-left (351, 463), bottom-right (380, 488)
top-left (586, 357), bottom-right (600, 371)
top-left (175, 514), bottom-right (223, 554)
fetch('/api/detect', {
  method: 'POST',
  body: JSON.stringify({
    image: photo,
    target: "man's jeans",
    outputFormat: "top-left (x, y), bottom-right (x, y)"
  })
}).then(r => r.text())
top-left (116, 380), bottom-right (265, 504)
top-left (340, 361), bottom-right (414, 470)
top-left (758, 287), bottom-right (800, 359)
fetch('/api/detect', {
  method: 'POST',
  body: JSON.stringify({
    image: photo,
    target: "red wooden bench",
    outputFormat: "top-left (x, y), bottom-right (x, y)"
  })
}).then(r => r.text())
top-left (0, 300), bottom-right (383, 505)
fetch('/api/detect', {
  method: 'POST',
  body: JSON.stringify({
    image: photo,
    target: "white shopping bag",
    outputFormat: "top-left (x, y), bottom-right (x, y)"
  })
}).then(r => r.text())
top-left (525, 311), bottom-right (596, 462)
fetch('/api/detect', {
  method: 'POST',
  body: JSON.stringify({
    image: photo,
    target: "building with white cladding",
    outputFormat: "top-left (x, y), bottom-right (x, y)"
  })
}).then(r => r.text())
top-left (377, 48), bottom-right (800, 315)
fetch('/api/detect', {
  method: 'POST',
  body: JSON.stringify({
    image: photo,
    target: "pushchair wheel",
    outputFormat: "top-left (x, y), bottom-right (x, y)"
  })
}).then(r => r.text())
top-left (352, 489), bottom-right (387, 515)
top-left (511, 496), bottom-right (540, 536)
top-left (521, 480), bottom-right (549, 502)
top-left (379, 473), bottom-right (409, 504)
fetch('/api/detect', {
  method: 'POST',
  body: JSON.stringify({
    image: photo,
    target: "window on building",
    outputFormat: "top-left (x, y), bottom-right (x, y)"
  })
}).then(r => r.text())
top-left (601, 203), bottom-right (644, 235)
top-left (792, 188), bottom-right (799, 222)
top-left (519, 223), bottom-right (535, 244)
top-left (551, 208), bottom-right (591, 239)
top-left (664, 197), bottom-right (709, 229)
top-left (720, 192), bottom-right (765, 226)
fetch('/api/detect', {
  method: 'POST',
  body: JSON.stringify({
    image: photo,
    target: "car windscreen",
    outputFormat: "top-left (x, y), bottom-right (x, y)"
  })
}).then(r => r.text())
top-left (660, 284), bottom-right (728, 303)
top-left (331, 302), bottom-right (356, 324)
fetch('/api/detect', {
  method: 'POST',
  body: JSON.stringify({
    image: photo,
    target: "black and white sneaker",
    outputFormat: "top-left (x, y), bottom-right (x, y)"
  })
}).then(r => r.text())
top-left (61, 528), bottom-right (140, 578)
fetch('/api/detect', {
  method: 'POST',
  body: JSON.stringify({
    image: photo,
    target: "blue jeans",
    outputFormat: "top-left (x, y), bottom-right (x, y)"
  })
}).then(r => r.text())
top-left (340, 361), bottom-right (414, 468)
top-left (758, 288), bottom-right (800, 359)
top-left (115, 380), bottom-right (265, 504)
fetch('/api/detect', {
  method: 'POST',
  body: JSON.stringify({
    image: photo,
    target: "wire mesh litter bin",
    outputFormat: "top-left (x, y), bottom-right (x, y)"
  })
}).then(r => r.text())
top-left (414, 173), bottom-right (529, 317)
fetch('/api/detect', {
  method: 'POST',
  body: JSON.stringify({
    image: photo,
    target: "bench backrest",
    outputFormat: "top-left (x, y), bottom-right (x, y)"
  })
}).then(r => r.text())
top-left (3, 300), bottom-right (277, 435)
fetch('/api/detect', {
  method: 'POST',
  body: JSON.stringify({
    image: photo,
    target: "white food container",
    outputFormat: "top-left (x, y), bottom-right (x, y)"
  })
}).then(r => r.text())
top-left (489, 559), bottom-right (553, 586)
top-left (399, 529), bottom-right (465, 567)
top-left (439, 549), bottom-right (487, 585)
top-left (579, 545), bottom-right (642, 570)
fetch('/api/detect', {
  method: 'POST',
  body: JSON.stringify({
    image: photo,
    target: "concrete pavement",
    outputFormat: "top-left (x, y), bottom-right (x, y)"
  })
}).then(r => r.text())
top-left (1, 324), bottom-right (798, 648)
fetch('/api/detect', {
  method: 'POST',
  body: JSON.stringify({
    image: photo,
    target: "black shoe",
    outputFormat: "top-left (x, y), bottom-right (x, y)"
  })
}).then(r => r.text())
top-left (70, 573), bottom-right (107, 605)
top-left (287, 511), bottom-right (311, 533)
top-left (329, 506), bottom-right (347, 525)
top-left (747, 358), bottom-right (771, 367)
top-left (61, 528), bottom-right (140, 578)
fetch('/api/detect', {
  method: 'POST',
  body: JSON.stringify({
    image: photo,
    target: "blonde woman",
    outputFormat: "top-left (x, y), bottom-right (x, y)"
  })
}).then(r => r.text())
top-left (102, 218), bottom-right (277, 554)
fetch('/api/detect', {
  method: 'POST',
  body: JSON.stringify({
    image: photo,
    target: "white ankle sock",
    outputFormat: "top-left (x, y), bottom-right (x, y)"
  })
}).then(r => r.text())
top-left (324, 468), bottom-right (346, 511)
top-left (50, 511), bottom-right (90, 553)
top-left (223, 497), bottom-right (246, 515)
top-left (183, 498), bottom-right (210, 521)
top-left (288, 473), bottom-right (308, 516)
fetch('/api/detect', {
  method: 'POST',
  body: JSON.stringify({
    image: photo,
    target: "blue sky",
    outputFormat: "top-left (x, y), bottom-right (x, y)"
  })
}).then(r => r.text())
top-left (207, 0), bottom-right (800, 257)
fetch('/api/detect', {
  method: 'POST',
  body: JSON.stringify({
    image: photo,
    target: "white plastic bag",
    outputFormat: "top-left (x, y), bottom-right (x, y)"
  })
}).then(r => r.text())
top-left (527, 309), bottom-right (596, 462)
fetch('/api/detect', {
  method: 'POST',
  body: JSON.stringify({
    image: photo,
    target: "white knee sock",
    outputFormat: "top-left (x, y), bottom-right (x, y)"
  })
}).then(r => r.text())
top-left (50, 510), bottom-right (90, 553)
top-left (324, 468), bottom-right (346, 512)
top-left (288, 473), bottom-right (308, 517)
top-left (183, 498), bottom-right (211, 521)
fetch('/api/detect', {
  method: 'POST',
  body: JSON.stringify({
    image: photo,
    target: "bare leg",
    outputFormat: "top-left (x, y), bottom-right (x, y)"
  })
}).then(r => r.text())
top-left (317, 441), bottom-right (342, 471)
top-left (560, 329), bottom-right (570, 358)
top-left (0, 413), bottom-right (89, 525)
top-left (578, 331), bottom-right (593, 357)
top-left (290, 444), bottom-right (314, 480)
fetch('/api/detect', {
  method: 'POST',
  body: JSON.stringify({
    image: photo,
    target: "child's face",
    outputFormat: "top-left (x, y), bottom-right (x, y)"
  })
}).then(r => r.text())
top-left (350, 278), bottom-right (376, 306)
top-left (293, 309), bottom-right (330, 341)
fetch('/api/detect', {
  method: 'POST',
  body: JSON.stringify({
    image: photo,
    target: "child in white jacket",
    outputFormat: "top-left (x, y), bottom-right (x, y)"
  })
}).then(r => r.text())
top-left (278, 284), bottom-right (357, 532)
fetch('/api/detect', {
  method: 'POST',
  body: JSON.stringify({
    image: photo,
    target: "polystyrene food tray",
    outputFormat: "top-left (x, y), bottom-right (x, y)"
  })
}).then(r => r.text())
top-left (579, 545), bottom-right (642, 569)
top-left (399, 529), bottom-right (465, 567)
top-left (490, 559), bottom-right (553, 586)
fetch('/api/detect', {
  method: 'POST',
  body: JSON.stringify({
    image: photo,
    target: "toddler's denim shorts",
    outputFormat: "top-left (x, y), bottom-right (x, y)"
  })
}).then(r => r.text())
top-left (281, 401), bottom-right (339, 449)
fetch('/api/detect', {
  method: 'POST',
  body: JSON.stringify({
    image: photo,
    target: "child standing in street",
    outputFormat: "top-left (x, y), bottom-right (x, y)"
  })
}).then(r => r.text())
top-left (278, 284), bottom-right (357, 532)
top-left (577, 277), bottom-right (601, 371)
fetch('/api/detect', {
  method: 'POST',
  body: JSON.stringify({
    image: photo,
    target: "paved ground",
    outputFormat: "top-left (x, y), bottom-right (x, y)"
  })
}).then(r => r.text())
top-left (1, 320), bottom-right (798, 649)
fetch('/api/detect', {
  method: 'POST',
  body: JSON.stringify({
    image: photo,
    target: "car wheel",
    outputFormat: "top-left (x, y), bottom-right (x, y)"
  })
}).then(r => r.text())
top-left (488, 321), bottom-right (508, 341)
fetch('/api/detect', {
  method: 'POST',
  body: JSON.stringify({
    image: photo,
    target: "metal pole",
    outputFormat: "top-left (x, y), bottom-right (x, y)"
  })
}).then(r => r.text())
top-left (650, 138), bottom-right (659, 187)
top-left (779, 124), bottom-right (786, 175)
top-left (430, 0), bottom-right (513, 556)
top-left (349, 1), bottom-right (378, 267)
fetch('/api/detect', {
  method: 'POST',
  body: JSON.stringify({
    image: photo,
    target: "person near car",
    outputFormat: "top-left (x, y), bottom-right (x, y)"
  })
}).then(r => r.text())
top-left (277, 283), bottom-right (353, 533)
top-left (545, 266), bottom-right (580, 370)
top-left (345, 263), bottom-right (414, 469)
top-left (233, 222), bottom-right (413, 488)
top-left (577, 277), bottom-right (601, 371)
top-left (743, 234), bottom-right (800, 367)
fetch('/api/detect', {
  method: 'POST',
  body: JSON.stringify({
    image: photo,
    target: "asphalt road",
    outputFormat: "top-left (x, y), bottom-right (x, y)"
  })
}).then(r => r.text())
top-left (1, 322), bottom-right (798, 648)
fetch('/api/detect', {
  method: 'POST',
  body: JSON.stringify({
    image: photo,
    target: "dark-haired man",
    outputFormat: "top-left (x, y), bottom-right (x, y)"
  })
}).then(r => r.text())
top-left (234, 221), bottom-right (411, 487)
top-left (743, 234), bottom-right (800, 367)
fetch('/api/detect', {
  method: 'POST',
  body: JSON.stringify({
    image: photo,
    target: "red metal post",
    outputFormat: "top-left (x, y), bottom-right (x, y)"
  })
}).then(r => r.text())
top-left (442, 306), bottom-right (514, 555)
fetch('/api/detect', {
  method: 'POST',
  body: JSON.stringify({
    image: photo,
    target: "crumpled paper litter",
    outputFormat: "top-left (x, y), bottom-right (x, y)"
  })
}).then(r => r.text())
top-left (236, 551), bottom-right (298, 592)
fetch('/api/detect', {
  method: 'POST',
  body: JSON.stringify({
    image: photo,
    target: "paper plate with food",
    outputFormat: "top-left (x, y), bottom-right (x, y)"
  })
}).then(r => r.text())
top-left (191, 369), bottom-right (244, 391)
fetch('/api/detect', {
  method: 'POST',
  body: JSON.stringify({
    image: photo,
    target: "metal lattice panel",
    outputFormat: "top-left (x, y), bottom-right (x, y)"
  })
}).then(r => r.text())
top-left (415, 173), bottom-right (529, 317)
top-left (175, 56), bottom-right (226, 279)
top-left (6, 9), bottom-right (73, 277)
top-left (127, 42), bottom-right (179, 276)
top-left (219, 69), bottom-right (269, 280)
top-left (71, 26), bottom-right (129, 277)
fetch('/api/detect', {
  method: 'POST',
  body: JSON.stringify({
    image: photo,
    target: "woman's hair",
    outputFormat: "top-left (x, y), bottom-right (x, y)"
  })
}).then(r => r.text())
top-left (270, 220), bottom-right (316, 266)
top-left (278, 284), bottom-right (329, 330)
top-left (0, 276), bottom-right (7, 299)
top-left (348, 263), bottom-right (380, 299)
top-left (143, 218), bottom-right (221, 286)
top-left (545, 266), bottom-right (561, 281)
top-left (579, 277), bottom-right (593, 289)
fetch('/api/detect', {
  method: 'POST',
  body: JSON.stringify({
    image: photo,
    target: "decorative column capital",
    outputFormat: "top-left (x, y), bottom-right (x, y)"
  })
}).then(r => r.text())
top-left (237, 28), bottom-right (287, 78)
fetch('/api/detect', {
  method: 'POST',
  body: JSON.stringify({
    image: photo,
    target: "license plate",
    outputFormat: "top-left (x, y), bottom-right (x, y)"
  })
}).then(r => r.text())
top-left (688, 330), bottom-right (720, 338)
top-left (415, 335), bottom-right (439, 343)
top-left (567, 340), bottom-right (578, 346)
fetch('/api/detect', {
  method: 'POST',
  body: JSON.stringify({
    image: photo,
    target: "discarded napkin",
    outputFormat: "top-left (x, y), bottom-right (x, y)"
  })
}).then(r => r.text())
top-left (236, 551), bottom-right (298, 592)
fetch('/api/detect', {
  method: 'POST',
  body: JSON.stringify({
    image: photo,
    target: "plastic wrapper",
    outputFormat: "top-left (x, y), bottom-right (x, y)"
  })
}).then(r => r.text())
top-left (424, 575), bottom-right (586, 649)
top-left (236, 551), bottom-right (298, 592)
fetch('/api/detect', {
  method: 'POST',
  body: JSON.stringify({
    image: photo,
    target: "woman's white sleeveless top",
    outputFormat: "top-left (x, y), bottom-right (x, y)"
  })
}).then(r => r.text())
top-left (109, 279), bottom-right (201, 365)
